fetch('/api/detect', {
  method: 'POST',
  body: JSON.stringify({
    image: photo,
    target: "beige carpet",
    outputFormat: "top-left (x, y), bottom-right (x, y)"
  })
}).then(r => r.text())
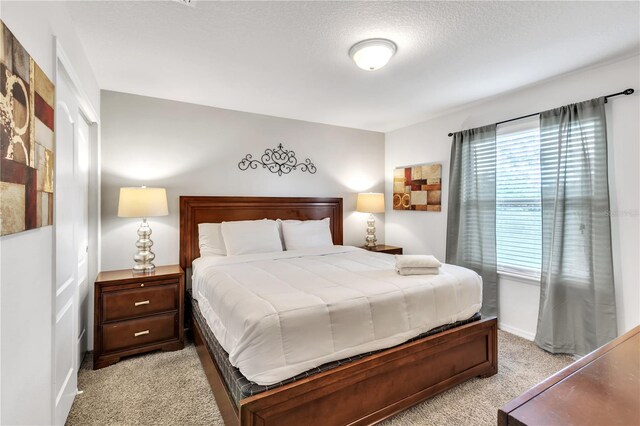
top-left (67, 331), bottom-right (573, 426)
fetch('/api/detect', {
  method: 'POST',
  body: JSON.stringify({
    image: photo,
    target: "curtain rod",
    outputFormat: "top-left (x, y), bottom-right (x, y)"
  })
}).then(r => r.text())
top-left (447, 88), bottom-right (635, 137)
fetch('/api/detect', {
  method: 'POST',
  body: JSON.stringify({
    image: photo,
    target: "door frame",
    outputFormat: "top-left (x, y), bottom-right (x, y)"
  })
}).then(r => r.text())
top-left (53, 39), bottom-right (101, 423)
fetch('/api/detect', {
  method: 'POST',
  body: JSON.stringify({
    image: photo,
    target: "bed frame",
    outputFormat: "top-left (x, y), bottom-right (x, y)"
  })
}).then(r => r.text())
top-left (180, 196), bottom-right (498, 426)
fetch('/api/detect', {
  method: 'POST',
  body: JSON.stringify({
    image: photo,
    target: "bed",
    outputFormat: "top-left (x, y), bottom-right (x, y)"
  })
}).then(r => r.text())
top-left (180, 196), bottom-right (497, 426)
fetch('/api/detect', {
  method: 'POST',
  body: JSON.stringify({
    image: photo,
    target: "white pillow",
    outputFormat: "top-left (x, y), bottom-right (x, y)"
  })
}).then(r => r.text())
top-left (198, 223), bottom-right (226, 256)
top-left (281, 218), bottom-right (333, 250)
top-left (221, 219), bottom-right (283, 255)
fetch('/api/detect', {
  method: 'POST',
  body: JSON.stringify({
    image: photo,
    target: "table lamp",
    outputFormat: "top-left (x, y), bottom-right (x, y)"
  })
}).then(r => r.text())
top-left (356, 192), bottom-right (385, 249)
top-left (118, 186), bottom-right (168, 273)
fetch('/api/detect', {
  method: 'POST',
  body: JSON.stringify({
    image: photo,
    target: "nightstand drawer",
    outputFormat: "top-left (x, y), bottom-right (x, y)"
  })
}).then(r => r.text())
top-left (102, 283), bottom-right (178, 322)
top-left (102, 313), bottom-right (178, 353)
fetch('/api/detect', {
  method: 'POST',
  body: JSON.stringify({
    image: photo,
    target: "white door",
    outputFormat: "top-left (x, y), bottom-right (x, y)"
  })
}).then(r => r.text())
top-left (75, 117), bottom-right (90, 371)
top-left (54, 66), bottom-right (90, 425)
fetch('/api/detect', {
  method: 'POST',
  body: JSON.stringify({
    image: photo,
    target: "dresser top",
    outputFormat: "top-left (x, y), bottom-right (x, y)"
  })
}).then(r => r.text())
top-left (500, 325), bottom-right (640, 425)
top-left (96, 265), bottom-right (183, 283)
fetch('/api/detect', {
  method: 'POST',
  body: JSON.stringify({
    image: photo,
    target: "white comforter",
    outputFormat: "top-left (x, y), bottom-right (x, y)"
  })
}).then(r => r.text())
top-left (192, 246), bottom-right (482, 385)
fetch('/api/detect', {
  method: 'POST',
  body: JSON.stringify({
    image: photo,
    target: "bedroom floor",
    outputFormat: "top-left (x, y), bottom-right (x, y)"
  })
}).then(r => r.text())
top-left (66, 331), bottom-right (573, 426)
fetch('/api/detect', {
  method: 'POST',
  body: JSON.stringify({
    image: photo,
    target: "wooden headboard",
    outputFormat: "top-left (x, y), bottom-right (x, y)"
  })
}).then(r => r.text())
top-left (179, 196), bottom-right (343, 268)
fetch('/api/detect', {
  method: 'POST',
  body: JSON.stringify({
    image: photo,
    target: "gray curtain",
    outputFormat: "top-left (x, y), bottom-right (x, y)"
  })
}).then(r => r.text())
top-left (535, 97), bottom-right (617, 355)
top-left (446, 125), bottom-right (498, 317)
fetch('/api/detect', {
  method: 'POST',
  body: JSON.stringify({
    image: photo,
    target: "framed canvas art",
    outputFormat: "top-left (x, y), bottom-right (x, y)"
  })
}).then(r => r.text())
top-left (0, 20), bottom-right (55, 236)
top-left (393, 163), bottom-right (441, 211)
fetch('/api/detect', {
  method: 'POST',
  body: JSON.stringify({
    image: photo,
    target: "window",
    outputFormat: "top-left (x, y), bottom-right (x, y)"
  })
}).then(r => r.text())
top-left (496, 116), bottom-right (542, 278)
top-left (538, 115), bottom-right (603, 285)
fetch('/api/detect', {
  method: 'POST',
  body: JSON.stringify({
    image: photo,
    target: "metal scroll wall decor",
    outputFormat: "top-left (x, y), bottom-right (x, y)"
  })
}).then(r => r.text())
top-left (238, 143), bottom-right (317, 176)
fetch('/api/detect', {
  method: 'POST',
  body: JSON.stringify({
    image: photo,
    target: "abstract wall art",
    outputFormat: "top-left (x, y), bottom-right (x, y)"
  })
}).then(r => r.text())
top-left (393, 163), bottom-right (442, 211)
top-left (0, 20), bottom-right (55, 236)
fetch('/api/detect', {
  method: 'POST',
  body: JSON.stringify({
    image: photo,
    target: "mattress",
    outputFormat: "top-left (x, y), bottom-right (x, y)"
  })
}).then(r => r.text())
top-left (192, 246), bottom-right (482, 385)
top-left (188, 288), bottom-right (482, 406)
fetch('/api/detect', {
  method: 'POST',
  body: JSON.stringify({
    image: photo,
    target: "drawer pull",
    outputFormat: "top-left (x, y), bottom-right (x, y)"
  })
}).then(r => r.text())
top-left (134, 330), bottom-right (150, 337)
top-left (134, 300), bottom-right (150, 307)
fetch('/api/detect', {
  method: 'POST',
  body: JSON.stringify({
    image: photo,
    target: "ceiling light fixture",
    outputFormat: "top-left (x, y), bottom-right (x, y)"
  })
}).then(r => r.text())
top-left (349, 38), bottom-right (397, 71)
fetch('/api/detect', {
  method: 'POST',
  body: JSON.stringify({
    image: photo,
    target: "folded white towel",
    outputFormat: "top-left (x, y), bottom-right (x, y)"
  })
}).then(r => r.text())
top-left (396, 266), bottom-right (440, 276)
top-left (395, 254), bottom-right (442, 268)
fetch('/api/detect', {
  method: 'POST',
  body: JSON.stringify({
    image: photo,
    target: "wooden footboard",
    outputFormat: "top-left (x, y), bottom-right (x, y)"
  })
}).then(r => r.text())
top-left (192, 314), bottom-right (498, 426)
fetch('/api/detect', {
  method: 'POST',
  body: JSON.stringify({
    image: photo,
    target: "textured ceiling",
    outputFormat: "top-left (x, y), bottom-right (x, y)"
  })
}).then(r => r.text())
top-left (66, 1), bottom-right (639, 132)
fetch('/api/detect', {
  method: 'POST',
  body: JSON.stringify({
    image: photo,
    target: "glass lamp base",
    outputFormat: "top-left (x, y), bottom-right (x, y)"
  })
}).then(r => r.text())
top-left (132, 218), bottom-right (156, 273)
top-left (364, 213), bottom-right (377, 248)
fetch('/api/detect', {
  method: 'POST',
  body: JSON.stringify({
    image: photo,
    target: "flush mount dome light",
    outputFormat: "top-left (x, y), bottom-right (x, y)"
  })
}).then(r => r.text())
top-left (349, 38), bottom-right (397, 71)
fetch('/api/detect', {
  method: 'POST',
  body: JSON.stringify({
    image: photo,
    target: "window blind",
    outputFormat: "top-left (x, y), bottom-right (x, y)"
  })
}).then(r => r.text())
top-left (496, 116), bottom-right (542, 278)
top-left (539, 115), bottom-right (604, 284)
top-left (459, 128), bottom-right (497, 270)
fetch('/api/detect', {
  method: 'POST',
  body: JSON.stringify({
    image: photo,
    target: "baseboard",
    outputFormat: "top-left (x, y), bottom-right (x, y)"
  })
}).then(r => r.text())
top-left (498, 322), bottom-right (536, 341)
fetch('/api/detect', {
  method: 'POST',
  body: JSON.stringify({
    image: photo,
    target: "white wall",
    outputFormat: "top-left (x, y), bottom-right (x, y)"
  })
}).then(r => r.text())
top-left (385, 55), bottom-right (640, 339)
top-left (0, 2), bottom-right (100, 424)
top-left (100, 91), bottom-right (385, 271)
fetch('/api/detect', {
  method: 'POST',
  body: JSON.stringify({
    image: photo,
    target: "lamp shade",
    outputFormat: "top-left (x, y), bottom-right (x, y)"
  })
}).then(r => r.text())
top-left (356, 193), bottom-right (385, 213)
top-left (118, 187), bottom-right (168, 218)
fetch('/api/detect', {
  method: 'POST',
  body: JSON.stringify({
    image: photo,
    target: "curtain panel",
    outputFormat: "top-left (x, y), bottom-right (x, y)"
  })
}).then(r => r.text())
top-left (535, 97), bottom-right (617, 355)
top-left (446, 125), bottom-right (498, 317)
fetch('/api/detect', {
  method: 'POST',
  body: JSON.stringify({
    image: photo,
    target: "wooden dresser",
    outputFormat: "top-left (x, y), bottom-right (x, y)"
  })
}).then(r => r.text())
top-left (93, 265), bottom-right (184, 369)
top-left (498, 325), bottom-right (640, 426)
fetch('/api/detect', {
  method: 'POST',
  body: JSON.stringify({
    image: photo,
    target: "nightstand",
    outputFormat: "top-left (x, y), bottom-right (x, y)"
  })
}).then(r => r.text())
top-left (93, 265), bottom-right (184, 369)
top-left (361, 245), bottom-right (403, 255)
